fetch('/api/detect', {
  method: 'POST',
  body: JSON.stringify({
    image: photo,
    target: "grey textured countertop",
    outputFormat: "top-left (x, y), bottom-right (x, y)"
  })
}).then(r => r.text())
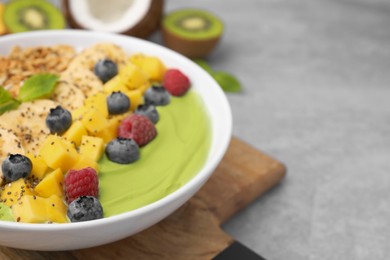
top-left (164, 1), bottom-right (390, 259)
top-left (49, 0), bottom-right (390, 258)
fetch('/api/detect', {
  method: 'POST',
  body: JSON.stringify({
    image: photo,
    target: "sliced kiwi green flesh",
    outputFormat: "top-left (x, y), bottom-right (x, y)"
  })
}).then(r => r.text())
top-left (4, 0), bottom-right (66, 33)
top-left (0, 203), bottom-right (14, 222)
top-left (163, 9), bottom-right (223, 40)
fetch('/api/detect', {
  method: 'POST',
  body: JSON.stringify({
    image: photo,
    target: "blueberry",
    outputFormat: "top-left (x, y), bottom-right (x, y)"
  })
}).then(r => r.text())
top-left (105, 138), bottom-right (139, 164)
top-left (45, 105), bottom-right (72, 134)
top-left (2, 154), bottom-right (32, 182)
top-left (67, 196), bottom-right (103, 222)
top-left (144, 85), bottom-right (170, 106)
top-left (107, 91), bottom-right (130, 115)
top-left (94, 59), bottom-right (118, 83)
top-left (134, 104), bottom-right (159, 124)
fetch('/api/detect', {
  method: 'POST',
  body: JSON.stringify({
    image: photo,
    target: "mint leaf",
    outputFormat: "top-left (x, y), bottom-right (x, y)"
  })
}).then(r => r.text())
top-left (193, 59), bottom-right (213, 73)
top-left (18, 73), bottom-right (59, 102)
top-left (0, 87), bottom-right (20, 115)
top-left (212, 71), bottom-right (242, 92)
top-left (193, 59), bottom-right (242, 92)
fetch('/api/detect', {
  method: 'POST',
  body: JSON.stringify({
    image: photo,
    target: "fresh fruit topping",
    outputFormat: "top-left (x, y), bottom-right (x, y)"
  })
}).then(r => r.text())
top-left (162, 9), bottom-right (223, 58)
top-left (64, 167), bottom-right (99, 204)
top-left (67, 196), bottom-right (103, 222)
top-left (107, 91), bottom-right (130, 115)
top-left (105, 138), bottom-right (139, 164)
top-left (45, 105), bottom-right (72, 134)
top-left (117, 114), bottom-right (157, 147)
top-left (134, 104), bottom-right (159, 124)
top-left (0, 203), bottom-right (14, 222)
top-left (3, 0), bottom-right (66, 33)
top-left (144, 85), bottom-right (170, 106)
top-left (94, 59), bottom-right (118, 83)
top-left (1, 154), bottom-right (32, 182)
top-left (163, 69), bottom-right (191, 96)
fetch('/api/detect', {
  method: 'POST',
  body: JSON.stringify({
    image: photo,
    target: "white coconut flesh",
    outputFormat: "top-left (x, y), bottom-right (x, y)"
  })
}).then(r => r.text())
top-left (69, 0), bottom-right (152, 33)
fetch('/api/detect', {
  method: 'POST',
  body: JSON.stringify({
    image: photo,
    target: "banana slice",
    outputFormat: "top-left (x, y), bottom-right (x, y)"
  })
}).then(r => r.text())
top-left (0, 100), bottom-right (59, 154)
top-left (52, 81), bottom-right (85, 111)
top-left (0, 128), bottom-right (25, 184)
top-left (60, 43), bottom-right (127, 98)
top-left (60, 67), bottom-right (103, 98)
top-left (68, 43), bottom-right (127, 71)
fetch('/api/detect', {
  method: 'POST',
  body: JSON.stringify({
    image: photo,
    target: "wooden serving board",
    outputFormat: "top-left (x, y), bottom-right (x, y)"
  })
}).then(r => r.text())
top-left (0, 137), bottom-right (286, 259)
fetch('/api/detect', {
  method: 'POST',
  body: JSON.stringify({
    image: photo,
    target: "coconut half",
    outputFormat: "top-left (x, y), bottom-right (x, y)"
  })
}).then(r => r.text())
top-left (62, 0), bottom-right (164, 38)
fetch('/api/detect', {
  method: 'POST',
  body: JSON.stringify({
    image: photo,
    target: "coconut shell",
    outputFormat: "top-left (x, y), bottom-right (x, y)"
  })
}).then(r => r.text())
top-left (62, 0), bottom-right (164, 39)
top-left (162, 27), bottom-right (221, 59)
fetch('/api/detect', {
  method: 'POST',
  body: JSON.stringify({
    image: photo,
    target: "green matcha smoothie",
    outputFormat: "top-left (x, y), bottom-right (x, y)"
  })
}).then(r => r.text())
top-left (98, 91), bottom-right (211, 217)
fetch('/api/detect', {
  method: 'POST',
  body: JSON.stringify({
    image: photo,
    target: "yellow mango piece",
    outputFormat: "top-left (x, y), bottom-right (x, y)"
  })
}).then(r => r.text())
top-left (124, 89), bottom-right (144, 111)
top-left (71, 106), bottom-right (89, 121)
top-left (34, 168), bottom-right (63, 198)
top-left (81, 108), bottom-right (109, 134)
top-left (95, 116), bottom-right (123, 143)
top-left (103, 75), bottom-right (127, 93)
top-left (26, 153), bottom-right (48, 180)
top-left (130, 54), bottom-right (166, 82)
top-left (12, 195), bottom-right (67, 223)
top-left (12, 195), bottom-right (47, 223)
top-left (0, 178), bottom-right (34, 207)
top-left (45, 195), bottom-right (68, 223)
top-left (63, 121), bottom-right (88, 147)
top-left (84, 92), bottom-right (109, 118)
top-left (79, 135), bottom-right (105, 162)
top-left (72, 155), bottom-right (99, 172)
top-left (119, 63), bottom-right (149, 89)
top-left (39, 135), bottom-right (79, 172)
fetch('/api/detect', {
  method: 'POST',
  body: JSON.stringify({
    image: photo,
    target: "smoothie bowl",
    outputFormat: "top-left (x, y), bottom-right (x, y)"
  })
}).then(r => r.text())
top-left (0, 30), bottom-right (232, 250)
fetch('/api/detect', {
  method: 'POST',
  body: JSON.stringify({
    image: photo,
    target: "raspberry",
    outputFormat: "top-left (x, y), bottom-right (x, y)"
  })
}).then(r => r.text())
top-left (117, 114), bottom-right (157, 147)
top-left (163, 69), bottom-right (191, 96)
top-left (64, 167), bottom-right (99, 204)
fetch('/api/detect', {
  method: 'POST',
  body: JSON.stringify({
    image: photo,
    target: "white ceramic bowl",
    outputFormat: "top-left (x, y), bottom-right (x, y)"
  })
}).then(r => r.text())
top-left (0, 30), bottom-right (232, 251)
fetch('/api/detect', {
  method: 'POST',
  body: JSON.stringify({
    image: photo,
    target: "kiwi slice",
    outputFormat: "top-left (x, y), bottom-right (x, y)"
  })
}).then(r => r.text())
top-left (4, 0), bottom-right (66, 33)
top-left (162, 9), bottom-right (224, 58)
top-left (0, 203), bottom-right (14, 222)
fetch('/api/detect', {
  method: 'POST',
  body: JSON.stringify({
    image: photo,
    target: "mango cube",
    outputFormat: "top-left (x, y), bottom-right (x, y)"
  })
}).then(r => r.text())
top-left (45, 195), bottom-right (68, 223)
top-left (79, 135), bottom-right (105, 162)
top-left (71, 106), bottom-right (89, 121)
top-left (26, 153), bottom-right (48, 180)
top-left (119, 63), bottom-right (149, 89)
top-left (124, 89), bottom-right (144, 111)
top-left (95, 116), bottom-right (122, 143)
top-left (63, 121), bottom-right (88, 147)
top-left (81, 108), bottom-right (109, 134)
top-left (72, 155), bottom-right (99, 172)
top-left (12, 195), bottom-right (67, 223)
top-left (84, 92), bottom-right (109, 118)
top-left (103, 75), bottom-right (127, 93)
top-left (130, 54), bottom-right (166, 82)
top-left (34, 168), bottom-right (63, 198)
top-left (39, 135), bottom-right (79, 172)
top-left (0, 178), bottom-right (35, 207)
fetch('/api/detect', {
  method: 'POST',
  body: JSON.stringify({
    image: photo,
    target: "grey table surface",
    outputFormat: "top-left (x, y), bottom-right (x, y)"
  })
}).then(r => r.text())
top-left (46, 0), bottom-right (390, 259)
top-left (162, 0), bottom-right (390, 259)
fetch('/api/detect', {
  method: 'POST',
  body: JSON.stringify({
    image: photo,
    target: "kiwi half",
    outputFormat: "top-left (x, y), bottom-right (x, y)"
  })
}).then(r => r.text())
top-left (162, 9), bottom-right (224, 58)
top-left (4, 0), bottom-right (66, 33)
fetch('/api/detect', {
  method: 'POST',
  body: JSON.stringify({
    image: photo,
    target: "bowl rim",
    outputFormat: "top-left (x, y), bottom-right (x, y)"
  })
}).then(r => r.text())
top-left (0, 29), bottom-right (232, 231)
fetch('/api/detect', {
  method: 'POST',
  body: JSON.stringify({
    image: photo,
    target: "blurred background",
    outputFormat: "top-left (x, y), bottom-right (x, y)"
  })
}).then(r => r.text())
top-left (2, 0), bottom-right (390, 259)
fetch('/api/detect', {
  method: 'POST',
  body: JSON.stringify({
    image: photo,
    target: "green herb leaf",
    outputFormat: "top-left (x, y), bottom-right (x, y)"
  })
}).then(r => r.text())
top-left (0, 87), bottom-right (21, 115)
top-left (193, 59), bottom-right (242, 92)
top-left (211, 71), bottom-right (242, 92)
top-left (193, 59), bottom-right (213, 73)
top-left (18, 73), bottom-right (59, 102)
